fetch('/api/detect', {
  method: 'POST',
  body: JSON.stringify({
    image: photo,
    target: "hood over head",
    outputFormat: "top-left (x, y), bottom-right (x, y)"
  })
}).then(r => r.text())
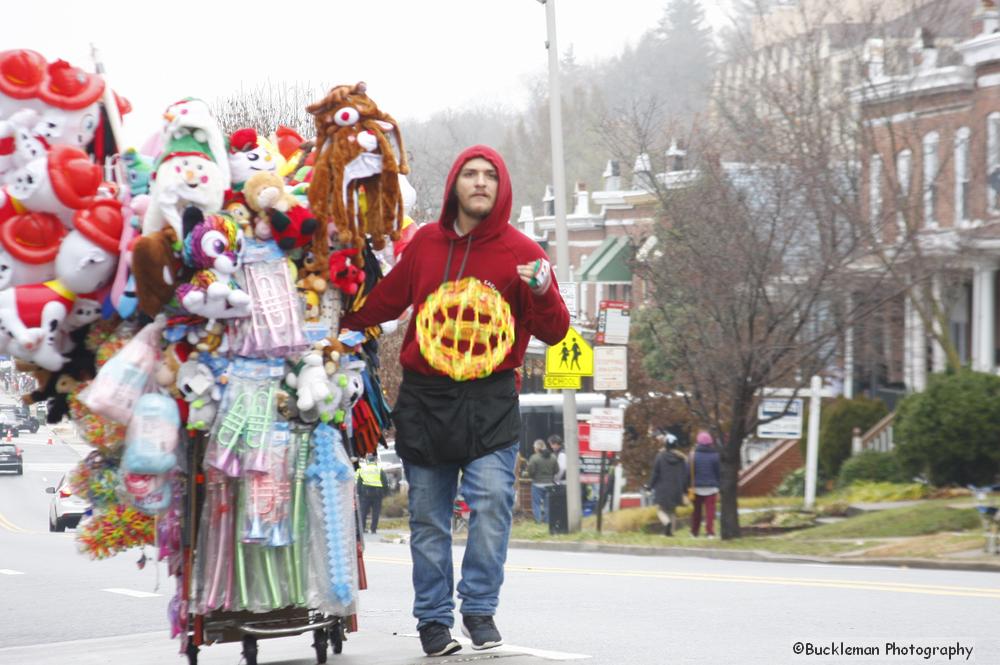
top-left (437, 145), bottom-right (512, 242)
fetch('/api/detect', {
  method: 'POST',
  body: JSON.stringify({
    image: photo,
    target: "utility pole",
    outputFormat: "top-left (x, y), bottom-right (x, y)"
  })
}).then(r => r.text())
top-left (539, 0), bottom-right (581, 531)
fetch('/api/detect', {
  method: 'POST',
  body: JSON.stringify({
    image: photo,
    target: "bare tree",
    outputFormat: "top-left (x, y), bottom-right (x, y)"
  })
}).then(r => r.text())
top-left (211, 80), bottom-right (323, 138)
top-left (600, 1), bottom-right (974, 538)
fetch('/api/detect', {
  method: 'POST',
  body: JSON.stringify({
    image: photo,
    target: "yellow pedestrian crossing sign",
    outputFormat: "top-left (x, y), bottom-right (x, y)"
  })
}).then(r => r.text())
top-left (545, 327), bottom-right (593, 376)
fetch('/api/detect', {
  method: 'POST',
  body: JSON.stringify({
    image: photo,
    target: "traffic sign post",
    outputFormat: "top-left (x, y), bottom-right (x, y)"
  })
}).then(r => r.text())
top-left (543, 374), bottom-right (581, 390)
top-left (593, 346), bottom-right (628, 391)
top-left (558, 281), bottom-right (577, 324)
top-left (544, 327), bottom-right (593, 376)
top-left (596, 300), bottom-right (631, 345)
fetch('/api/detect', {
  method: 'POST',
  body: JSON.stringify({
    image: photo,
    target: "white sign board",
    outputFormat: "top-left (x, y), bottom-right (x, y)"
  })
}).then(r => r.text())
top-left (596, 300), bottom-right (630, 345)
top-left (558, 281), bottom-right (577, 323)
top-left (756, 398), bottom-right (804, 439)
top-left (589, 407), bottom-right (624, 452)
top-left (593, 346), bottom-right (628, 391)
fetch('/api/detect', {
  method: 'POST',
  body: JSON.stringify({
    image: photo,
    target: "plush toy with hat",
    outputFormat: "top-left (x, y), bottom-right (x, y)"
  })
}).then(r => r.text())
top-left (228, 127), bottom-right (277, 192)
top-left (0, 211), bottom-right (66, 289)
top-left (242, 171), bottom-right (318, 250)
top-left (31, 59), bottom-right (105, 151)
top-left (159, 98), bottom-right (230, 185)
top-left (0, 198), bottom-right (122, 370)
top-left (142, 132), bottom-right (227, 237)
top-left (306, 81), bottom-right (409, 265)
top-left (0, 144), bottom-right (102, 227)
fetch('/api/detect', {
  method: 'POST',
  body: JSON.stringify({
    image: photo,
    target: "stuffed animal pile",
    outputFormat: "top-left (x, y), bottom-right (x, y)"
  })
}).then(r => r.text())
top-left (2, 52), bottom-right (410, 646)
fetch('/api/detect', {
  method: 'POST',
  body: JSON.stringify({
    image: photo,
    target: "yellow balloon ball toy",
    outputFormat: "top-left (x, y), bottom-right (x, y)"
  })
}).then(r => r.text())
top-left (417, 277), bottom-right (515, 381)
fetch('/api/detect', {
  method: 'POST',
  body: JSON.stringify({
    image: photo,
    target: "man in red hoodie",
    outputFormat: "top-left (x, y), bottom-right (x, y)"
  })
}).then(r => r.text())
top-left (342, 145), bottom-right (569, 656)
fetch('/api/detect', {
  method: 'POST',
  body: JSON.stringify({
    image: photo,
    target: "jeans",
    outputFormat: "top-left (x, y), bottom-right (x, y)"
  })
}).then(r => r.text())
top-left (530, 483), bottom-right (551, 523)
top-left (403, 442), bottom-right (518, 629)
top-left (691, 492), bottom-right (718, 536)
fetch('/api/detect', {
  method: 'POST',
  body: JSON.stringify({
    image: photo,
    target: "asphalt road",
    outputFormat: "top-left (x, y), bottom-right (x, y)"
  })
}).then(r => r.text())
top-left (1, 427), bottom-right (999, 664)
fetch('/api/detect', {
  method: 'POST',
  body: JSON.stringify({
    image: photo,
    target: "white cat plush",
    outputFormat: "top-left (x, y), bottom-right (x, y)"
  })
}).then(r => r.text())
top-left (0, 199), bottom-right (121, 370)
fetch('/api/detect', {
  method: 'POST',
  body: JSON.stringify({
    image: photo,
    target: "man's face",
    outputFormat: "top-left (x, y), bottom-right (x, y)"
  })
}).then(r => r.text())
top-left (454, 157), bottom-right (498, 220)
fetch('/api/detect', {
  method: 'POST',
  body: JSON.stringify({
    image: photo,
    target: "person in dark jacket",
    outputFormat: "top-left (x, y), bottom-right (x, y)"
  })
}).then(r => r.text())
top-left (526, 439), bottom-right (558, 522)
top-left (648, 429), bottom-right (688, 536)
top-left (342, 145), bottom-right (569, 656)
top-left (689, 430), bottom-right (721, 537)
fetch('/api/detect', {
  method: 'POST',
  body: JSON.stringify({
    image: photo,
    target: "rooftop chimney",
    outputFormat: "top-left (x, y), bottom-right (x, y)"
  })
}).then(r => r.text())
top-left (542, 185), bottom-right (555, 217)
top-left (633, 153), bottom-right (653, 190)
top-left (666, 138), bottom-right (687, 172)
top-left (973, 0), bottom-right (1000, 35)
top-left (518, 205), bottom-right (539, 238)
top-left (863, 38), bottom-right (885, 79)
top-left (573, 182), bottom-right (589, 216)
top-left (909, 28), bottom-right (938, 72)
top-left (602, 160), bottom-right (621, 191)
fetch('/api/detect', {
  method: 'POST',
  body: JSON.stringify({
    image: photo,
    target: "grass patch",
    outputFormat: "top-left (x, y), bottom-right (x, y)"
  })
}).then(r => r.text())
top-left (788, 503), bottom-right (980, 539)
top-left (860, 533), bottom-right (985, 559)
top-left (822, 482), bottom-right (930, 504)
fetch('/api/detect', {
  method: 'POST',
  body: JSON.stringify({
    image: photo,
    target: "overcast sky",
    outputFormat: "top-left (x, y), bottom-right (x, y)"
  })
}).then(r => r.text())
top-left (12, 0), bottom-right (729, 146)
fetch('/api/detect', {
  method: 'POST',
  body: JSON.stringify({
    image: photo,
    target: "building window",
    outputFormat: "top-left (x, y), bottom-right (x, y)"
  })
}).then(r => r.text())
top-left (988, 113), bottom-right (1000, 214)
top-left (896, 150), bottom-right (911, 233)
top-left (869, 155), bottom-right (882, 235)
top-left (954, 127), bottom-right (971, 225)
top-left (922, 132), bottom-right (939, 227)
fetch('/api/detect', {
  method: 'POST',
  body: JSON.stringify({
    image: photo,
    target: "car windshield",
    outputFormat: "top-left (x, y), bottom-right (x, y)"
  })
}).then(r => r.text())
top-left (0, 444), bottom-right (16, 454)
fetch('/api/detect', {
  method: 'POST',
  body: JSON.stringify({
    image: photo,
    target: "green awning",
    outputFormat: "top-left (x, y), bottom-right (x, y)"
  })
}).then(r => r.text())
top-left (576, 235), bottom-right (632, 282)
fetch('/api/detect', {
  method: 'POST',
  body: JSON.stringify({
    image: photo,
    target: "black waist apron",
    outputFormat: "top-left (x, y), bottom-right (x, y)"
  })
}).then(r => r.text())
top-left (391, 369), bottom-right (520, 466)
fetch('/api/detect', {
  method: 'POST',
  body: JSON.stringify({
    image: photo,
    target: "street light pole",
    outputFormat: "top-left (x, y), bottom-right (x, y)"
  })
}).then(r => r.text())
top-left (539, 0), bottom-right (582, 532)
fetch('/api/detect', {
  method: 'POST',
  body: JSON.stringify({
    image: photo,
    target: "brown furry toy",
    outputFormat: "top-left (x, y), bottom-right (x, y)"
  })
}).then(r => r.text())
top-left (243, 171), bottom-right (319, 251)
top-left (306, 81), bottom-right (409, 266)
top-left (131, 226), bottom-right (182, 318)
top-left (296, 250), bottom-right (328, 294)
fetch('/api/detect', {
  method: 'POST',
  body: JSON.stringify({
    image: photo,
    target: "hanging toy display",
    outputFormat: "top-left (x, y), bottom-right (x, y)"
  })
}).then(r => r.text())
top-left (0, 61), bottom-right (410, 661)
top-left (416, 276), bottom-right (515, 381)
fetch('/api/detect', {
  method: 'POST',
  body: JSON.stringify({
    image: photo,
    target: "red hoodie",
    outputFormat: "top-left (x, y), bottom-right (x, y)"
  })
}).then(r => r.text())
top-left (342, 145), bottom-right (569, 378)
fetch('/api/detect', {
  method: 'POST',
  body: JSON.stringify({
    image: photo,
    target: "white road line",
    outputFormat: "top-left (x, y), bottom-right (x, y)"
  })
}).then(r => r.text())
top-left (401, 633), bottom-right (589, 660)
top-left (102, 588), bottom-right (162, 598)
top-left (0, 569), bottom-right (24, 575)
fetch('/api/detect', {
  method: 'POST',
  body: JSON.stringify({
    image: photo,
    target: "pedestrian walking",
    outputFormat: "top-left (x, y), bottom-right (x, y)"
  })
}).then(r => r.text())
top-left (647, 428), bottom-right (688, 536)
top-left (689, 430), bottom-right (721, 538)
top-left (342, 145), bottom-right (569, 656)
top-left (548, 434), bottom-right (566, 484)
top-left (526, 439), bottom-right (559, 523)
top-left (356, 453), bottom-right (388, 534)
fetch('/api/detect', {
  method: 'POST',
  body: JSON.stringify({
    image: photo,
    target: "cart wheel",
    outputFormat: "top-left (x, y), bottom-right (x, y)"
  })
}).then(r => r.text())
top-left (242, 635), bottom-right (258, 665)
top-left (331, 620), bottom-right (345, 655)
top-left (185, 641), bottom-right (199, 665)
top-left (313, 627), bottom-right (328, 663)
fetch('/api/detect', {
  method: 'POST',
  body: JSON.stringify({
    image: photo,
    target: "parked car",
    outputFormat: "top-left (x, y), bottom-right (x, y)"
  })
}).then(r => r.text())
top-left (378, 445), bottom-right (404, 493)
top-left (0, 404), bottom-right (38, 434)
top-left (0, 442), bottom-right (22, 475)
top-left (46, 474), bottom-right (89, 531)
top-left (0, 413), bottom-right (18, 439)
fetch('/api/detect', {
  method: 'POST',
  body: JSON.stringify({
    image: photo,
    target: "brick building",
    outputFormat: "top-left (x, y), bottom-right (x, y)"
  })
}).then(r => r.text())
top-left (856, 1), bottom-right (1000, 395)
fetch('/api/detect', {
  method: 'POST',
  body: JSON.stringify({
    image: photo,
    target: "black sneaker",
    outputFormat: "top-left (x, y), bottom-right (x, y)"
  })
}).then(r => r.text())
top-left (461, 615), bottom-right (503, 650)
top-left (418, 622), bottom-right (461, 656)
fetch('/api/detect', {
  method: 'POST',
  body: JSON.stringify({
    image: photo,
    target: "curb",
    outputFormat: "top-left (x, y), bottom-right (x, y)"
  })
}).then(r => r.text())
top-left (505, 539), bottom-right (1000, 573)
